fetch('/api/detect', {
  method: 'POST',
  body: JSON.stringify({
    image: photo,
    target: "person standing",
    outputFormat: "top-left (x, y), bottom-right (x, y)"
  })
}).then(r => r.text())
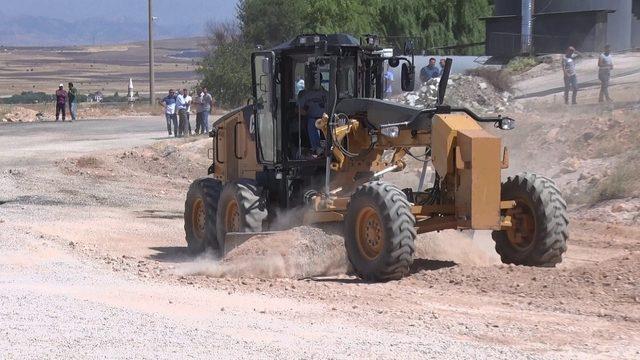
top-left (383, 66), bottom-right (394, 99)
top-left (598, 44), bottom-right (614, 103)
top-left (193, 89), bottom-right (204, 135)
top-left (68, 82), bottom-right (78, 121)
top-left (184, 89), bottom-right (193, 136)
top-left (55, 84), bottom-right (67, 121)
top-left (562, 46), bottom-right (578, 105)
top-left (419, 58), bottom-right (441, 83)
top-left (161, 89), bottom-right (177, 137)
top-left (175, 89), bottom-right (189, 137)
top-left (201, 87), bottom-right (213, 134)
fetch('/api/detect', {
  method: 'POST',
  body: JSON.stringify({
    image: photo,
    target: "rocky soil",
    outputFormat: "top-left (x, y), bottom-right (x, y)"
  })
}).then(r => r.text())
top-left (2, 56), bottom-right (640, 357)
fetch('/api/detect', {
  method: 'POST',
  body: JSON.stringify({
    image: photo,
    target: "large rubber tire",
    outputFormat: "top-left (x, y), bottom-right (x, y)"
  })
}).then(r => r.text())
top-left (345, 181), bottom-right (417, 281)
top-left (184, 177), bottom-right (222, 255)
top-left (216, 179), bottom-right (267, 253)
top-left (492, 173), bottom-right (569, 267)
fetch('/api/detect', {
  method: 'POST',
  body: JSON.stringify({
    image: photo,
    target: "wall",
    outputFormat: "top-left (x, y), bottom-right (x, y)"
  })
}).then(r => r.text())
top-left (534, 0), bottom-right (632, 50)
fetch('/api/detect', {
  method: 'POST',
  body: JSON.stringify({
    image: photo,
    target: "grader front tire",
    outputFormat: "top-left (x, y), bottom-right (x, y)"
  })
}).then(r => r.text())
top-left (493, 173), bottom-right (568, 267)
top-left (345, 181), bottom-right (416, 281)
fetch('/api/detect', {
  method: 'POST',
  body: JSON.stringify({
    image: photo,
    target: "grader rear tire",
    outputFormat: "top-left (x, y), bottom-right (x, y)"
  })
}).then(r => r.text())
top-left (184, 177), bottom-right (222, 254)
top-left (492, 173), bottom-right (568, 267)
top-left (345, 181), bottom-right (416, 281)
top-left (216, 180), bottom-right (267, 253)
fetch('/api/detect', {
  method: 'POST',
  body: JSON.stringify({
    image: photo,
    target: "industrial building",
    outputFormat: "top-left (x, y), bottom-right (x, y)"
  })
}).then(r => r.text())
top-left (483, 0), bottom-right (640, 56)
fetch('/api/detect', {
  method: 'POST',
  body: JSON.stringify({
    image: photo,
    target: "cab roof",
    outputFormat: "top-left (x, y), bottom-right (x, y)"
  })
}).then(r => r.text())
top-left (270, 33), bottom-right (361, 53)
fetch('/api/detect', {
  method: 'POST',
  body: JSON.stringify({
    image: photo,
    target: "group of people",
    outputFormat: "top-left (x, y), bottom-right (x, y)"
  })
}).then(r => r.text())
top-left (562, 45), bottom-right (614, 105)
top-left (161, 87), bottom-right (214, 138)
top-left (419, 57), bottom-right (447, 83)
top-left (54, 83), bottom-right (78, 121)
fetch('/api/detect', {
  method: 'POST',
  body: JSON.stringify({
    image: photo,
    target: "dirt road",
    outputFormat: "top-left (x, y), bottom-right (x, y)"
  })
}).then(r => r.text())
top-left (1, 117), bottom-right (639, 359)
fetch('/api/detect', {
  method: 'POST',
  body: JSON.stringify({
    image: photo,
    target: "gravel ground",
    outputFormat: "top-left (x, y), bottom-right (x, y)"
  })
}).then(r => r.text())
top-left (1, 116), bottom-right (639, 359)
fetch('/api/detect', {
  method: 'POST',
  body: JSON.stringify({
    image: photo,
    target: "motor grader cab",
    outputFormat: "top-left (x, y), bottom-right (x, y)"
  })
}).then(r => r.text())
top-left (184, 33), bottom-right (568, 281)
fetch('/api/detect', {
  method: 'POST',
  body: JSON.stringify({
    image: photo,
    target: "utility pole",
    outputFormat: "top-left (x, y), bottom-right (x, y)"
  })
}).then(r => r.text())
top-left (148, 0), bottom-right (155, 105)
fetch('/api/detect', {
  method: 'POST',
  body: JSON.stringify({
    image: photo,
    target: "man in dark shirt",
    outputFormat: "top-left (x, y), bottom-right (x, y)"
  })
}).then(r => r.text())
top-left (68, 82), bottom-right (78, 121)
top-left (55, 84), bottom-right (67, 121)
top-left (420, 58), bottom-right (441, 83)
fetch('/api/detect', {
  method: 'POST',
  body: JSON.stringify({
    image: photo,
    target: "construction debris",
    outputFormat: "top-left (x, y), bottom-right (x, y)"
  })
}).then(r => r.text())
top-left (399, 74), bottom-right (514, 114)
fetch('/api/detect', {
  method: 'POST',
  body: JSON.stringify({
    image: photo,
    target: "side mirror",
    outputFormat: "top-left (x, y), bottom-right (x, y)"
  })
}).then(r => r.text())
top-left (261, 57), bottom-right (272, 75)
top-left (401, 63), bottom-right (415, 92)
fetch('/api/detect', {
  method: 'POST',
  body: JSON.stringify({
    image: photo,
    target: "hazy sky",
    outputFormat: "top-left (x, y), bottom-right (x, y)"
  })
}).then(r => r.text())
top-left (9, 0), bottom-right (238, 29)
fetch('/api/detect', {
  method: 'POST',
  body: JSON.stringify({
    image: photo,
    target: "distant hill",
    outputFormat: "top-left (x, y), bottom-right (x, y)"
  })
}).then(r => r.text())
top-left (0, 14), bottom-right (204, 46)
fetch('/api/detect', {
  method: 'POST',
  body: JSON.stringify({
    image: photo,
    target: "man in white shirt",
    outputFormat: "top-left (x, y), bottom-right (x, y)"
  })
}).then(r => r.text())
top-left (176, 89), bottom-right (189, 137)
top-left (598, 44), bottom-right (614, 103)
top-left (184, 89), bottom-right (193, 135)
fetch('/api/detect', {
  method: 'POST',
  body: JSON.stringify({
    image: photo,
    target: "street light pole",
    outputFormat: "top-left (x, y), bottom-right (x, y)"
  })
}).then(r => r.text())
top-left (148, 0), bottom-right (155, 105)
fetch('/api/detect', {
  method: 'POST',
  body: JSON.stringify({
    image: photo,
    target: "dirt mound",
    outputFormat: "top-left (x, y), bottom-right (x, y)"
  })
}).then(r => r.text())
top-left (176, 227), bottom-right (348, 279)
top-left (400, 74), bottom-right (513, 114)
top-left (1, 106), bottom-right (42, 122)
top-left (79, 104), bottom-right (161, 119)
top-left (58, 137), bottom-right (211, 183)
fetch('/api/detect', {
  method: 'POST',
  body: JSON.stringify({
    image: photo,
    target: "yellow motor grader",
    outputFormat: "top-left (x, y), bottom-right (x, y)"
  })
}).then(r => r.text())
top-left (184, 34), bottom-right (568, 281)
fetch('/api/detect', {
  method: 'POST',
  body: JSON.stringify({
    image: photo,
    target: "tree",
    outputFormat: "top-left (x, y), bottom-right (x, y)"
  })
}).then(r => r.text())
top-left (379, 0), bottom-right (491, 54)
top-left (198, 0), bottom-right (492, 107)
top-left (303, 0), bottom-right (382, 35)
top-left (237, 0), bottom-right (309, 47)
top-left (197, 21), bottom-right (253, 107)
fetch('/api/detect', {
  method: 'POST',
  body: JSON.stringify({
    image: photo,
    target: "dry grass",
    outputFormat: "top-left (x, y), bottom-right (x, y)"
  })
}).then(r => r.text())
top-left (465, 68), bottom-right (514, 93)
top-left (592, 158), bottom-right (640, 204)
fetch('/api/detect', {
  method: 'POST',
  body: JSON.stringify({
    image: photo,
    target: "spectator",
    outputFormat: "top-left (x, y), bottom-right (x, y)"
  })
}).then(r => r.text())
top-left (68, 82), bottom-right (78, 121)
top-left (184, 89), bottom-right (193, 136)
top-left (161, 89), bottom-right (177, 137)
top-left (598, 44), bottom-right (614, 103)
top-left (420, 58), bottom-right (440, 83)
top-left (176, 89), bottom-right (189, 137)
top-left (55, 84), bottom-right (67, 121)
top-left (201, 87), bottom-right (214, 134)
top-left (193, 89), bottom-right (204, 135)
top-left (439, 58), bottom-right (446, 73)
top-left (383, 66), bottom-right (394, 99)
top-left (562, 46), bottom-right (578, 105)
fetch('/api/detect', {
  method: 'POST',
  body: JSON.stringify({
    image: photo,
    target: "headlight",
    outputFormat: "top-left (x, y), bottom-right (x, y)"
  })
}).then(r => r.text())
top-left (499, 117), bottom-right (515, 130)
top-left (381, 126), bottom-right (399, 138)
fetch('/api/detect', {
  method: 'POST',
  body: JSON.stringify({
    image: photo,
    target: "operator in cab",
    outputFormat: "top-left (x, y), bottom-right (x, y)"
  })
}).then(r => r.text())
top-left (297, 71), bottom-right (328, 157)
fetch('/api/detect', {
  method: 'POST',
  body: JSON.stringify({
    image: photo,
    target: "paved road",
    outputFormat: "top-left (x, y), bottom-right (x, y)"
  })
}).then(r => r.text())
top-left (0, 117), bottom-right (167, 167)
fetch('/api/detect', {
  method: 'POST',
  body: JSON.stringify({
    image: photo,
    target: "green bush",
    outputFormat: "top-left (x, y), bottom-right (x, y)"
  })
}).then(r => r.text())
top-left (507, 57), bottom-right (540, 74)
top-left (0, 91), bottom-right (53, 104)
top-left (102, 92), bottom-right (128, 103)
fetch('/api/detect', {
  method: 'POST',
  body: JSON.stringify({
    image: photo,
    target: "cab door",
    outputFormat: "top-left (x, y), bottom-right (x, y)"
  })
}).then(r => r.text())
top-left (251, 51), bottom-right (277, 165)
